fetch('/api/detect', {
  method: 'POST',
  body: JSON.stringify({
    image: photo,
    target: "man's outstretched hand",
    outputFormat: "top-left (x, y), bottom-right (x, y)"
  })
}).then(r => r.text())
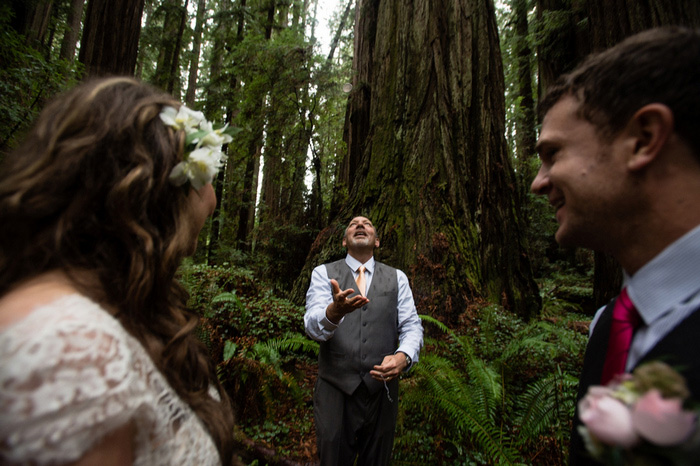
top-left (325, 278), bottom-right (369, 324)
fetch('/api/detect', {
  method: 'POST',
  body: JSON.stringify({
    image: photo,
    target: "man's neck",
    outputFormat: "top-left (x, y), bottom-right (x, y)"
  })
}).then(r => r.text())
top-left (348, 250), bottom-right (374, 264)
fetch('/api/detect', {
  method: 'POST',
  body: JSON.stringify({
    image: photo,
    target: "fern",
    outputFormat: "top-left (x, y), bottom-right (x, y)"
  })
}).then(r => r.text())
top-left (407, 353), bottom-right (520, 464)
top-left (514, 368), bottom-right (578, 445)
top-left (252, 331), bottom-right (319, 357)
top-left (246, 333), bottom-right (319, 400)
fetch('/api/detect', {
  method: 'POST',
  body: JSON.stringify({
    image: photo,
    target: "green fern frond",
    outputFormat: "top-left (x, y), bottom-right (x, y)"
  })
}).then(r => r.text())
top-left (212, 291), bottom-right (242, 305)
top-left (253, 332), bottom-right (319, 357)
top-left (514, 369), bottom-right (578, 445)
top-left (408, 354), bottom-right (519, 464)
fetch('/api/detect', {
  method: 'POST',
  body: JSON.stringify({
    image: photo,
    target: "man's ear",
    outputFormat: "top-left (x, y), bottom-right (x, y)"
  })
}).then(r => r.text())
top-left (374, 238), bottom-right (380, 248)
top-left (342, 237), bottom-right (347, 248)
top-left (626, 103), bottom-right (674, 171)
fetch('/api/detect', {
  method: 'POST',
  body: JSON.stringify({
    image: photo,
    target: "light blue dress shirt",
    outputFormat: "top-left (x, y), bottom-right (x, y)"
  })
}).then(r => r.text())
top-left (590, 224), bottom-right (700, 370)
top-left (304, 254), bottom-right (424, 366)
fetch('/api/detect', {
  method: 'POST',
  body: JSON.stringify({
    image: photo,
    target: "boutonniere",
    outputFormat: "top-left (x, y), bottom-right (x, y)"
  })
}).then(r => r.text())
top-left (578, 361), bottom-right (699, 465)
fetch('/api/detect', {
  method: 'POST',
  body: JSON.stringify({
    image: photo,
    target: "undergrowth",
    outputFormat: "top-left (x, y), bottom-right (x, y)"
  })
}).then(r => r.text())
top-left (179, 260), bottom-right (591, 465)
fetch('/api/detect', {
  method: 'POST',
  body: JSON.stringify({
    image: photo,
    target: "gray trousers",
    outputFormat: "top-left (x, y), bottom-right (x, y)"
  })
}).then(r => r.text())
top-left (314, 377), bottom-right (399, 466)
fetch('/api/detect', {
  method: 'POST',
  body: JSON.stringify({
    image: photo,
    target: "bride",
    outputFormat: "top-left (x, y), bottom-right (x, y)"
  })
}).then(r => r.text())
top-left (0, 77), bottom-right (238, 465)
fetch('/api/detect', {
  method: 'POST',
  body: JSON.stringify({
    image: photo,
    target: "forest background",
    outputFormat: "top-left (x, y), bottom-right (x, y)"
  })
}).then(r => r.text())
top-left (3, 0), bottom-right (700, 464)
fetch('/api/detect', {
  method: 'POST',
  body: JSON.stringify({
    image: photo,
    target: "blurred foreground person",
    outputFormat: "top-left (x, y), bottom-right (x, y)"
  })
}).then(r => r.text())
top-left (531, 27), bottom-right (700, 465)
top-left (0, 77), bottom-right (239, 465)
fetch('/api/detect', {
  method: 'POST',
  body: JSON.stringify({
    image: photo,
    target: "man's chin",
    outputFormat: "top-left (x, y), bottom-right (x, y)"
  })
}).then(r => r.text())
top-left (555, 226), bottom-right (598, 251)
top-left (554, 227), bottom-right (576, 248)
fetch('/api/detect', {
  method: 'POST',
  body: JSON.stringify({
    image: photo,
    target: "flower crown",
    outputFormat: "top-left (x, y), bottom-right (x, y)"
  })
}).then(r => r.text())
top-left (159, 105), bottom-right (239, 190)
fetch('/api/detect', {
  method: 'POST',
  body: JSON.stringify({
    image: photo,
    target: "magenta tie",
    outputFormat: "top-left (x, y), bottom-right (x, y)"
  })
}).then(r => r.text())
top-left (600, 288), bottom-right (641, 385)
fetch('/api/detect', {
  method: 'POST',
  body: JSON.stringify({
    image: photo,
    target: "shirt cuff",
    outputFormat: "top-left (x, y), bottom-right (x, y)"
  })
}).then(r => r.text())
top-left (320, 315), bottom-right (341, 330)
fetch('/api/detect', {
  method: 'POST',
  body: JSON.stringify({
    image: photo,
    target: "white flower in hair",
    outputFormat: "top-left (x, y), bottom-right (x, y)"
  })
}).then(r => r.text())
top-left (160, 105), bottom-right (205, 132)
top-left (160, 105), bottom-right (239, 190)
top-left (197, 120), bottom-right (234, 148)
top-left (169, 147), bottom-right (224, 190)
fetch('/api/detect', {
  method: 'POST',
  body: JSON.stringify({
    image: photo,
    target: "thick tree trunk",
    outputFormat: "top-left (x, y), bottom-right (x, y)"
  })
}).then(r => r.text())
top-left (59, 0), bottom-right (86, 62)
top-left (16, 0), bottom-right (53, 49)
top-left (587, 0), bottom-right (700, 52)
top-left (79, 0), bottom-right (145, 77)
top-left (294, 0), bottom-right (541, 320)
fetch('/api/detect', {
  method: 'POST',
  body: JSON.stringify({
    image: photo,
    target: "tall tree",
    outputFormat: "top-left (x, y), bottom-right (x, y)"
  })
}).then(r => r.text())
top-left (152, 0), bottom-right (188, 94)
top-left (511, 0), bottom-right (537, 194)
top-left (10, 0), bottom-right (54, 50)
top-left (293, 0), bottom-right (541, 320)
top-left (79, 0), bottom-right (146, 77)
top-left (534, 0), bottom-right (587, 93)
top-left (59, 0), bottom-right (86, 62)
top-left (185, 0), bottom-right (207, 105)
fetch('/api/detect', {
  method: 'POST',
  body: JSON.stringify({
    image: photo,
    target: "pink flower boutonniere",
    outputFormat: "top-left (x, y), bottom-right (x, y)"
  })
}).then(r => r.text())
top-left (578, 361), bottom-right (700, 465)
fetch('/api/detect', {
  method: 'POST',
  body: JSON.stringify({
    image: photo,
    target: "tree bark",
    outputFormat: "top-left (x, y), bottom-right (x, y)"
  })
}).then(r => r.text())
top-left (79, 0), bottom-right (146, 77)
top-left (512, 0), bottom-right (537, 195)
top-left (152, 0), bottom-right (187, 93)
top-left (535, 0), bottom-right (588, 92)
top-left (586, 0), bottom-right (700, 52)
top-left (59, 0), bottom-right (86, 62)
top-left (17, 0), bottom-right (54, 49)
top-left (294, 0), bottom-right (541, 320)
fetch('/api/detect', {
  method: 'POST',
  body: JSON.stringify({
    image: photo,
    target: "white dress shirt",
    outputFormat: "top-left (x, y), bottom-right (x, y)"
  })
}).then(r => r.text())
top-left (590, 224), bottom-right (700, 370)
top-left (304, 255), bottom-right (424, 366)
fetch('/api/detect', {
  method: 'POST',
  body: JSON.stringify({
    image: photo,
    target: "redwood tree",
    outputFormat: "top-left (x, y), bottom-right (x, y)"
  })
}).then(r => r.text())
top-left (293, 0), bottom-right (541, 320)
top-left (78, 0), bottom-right (145, 77)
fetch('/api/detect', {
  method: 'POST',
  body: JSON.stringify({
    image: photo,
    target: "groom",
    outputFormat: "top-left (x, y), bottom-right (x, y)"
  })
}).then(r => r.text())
top-left (530, 27), bottom-right (700, 465)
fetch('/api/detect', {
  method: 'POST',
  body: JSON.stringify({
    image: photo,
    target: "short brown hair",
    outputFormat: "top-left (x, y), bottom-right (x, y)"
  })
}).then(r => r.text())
top-left (539, 27), bottom-right (700, 157)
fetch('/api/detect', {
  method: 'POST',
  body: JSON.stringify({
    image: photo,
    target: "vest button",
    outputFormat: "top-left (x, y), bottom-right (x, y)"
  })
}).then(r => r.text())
top-left (363, 322), bottom-right (367, 326)
top-left (362, 338), bottom-right (367, 343)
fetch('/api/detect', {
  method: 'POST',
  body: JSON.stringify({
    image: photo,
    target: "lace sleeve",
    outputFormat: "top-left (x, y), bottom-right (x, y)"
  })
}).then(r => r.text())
top-left (0, 295), bottom-right (150, 465)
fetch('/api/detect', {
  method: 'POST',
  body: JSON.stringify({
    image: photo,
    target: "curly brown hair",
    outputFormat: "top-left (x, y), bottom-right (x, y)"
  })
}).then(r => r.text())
top-left (0, 77), bottom-right (236, 464)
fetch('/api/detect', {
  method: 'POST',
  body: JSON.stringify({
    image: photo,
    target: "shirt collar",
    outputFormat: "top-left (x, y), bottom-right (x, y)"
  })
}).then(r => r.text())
top-left (626, 224), bottom-right (700, 324)
top-left (345, 254), bottom-right (375, 274)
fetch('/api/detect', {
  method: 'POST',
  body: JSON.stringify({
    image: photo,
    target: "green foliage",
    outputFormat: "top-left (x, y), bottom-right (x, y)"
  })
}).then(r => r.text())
top-left (0, 4), bottom-right (80, 155)
top-left (252, 223), bottom-right (317, 293)
top-left (396, 303), bottom-right (587, 465)
top-left (514, 367), bottom-right (579, 464)
top-left (180, 261), bottom-right (316, 462)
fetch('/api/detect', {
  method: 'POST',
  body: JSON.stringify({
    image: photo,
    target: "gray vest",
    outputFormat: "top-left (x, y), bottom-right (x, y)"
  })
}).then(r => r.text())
top-left (319, 259), bottom-right (399, 395)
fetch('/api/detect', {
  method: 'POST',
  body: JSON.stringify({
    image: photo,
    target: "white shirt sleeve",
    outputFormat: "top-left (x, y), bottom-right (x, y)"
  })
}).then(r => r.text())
top-left (304, 265), bottom-right (343, 341)
top-left (395, 269), bottom-right (424, 367)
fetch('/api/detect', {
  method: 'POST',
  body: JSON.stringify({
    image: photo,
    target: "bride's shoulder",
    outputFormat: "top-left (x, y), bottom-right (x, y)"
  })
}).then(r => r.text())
top-left (0, 270), bottom-right (98, 330)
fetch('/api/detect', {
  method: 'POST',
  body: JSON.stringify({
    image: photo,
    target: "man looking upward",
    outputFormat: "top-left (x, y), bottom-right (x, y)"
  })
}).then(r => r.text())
top-left (304, 216), bottom-right (424, 465)
top-left (531, 27), bottom-right (700, 465)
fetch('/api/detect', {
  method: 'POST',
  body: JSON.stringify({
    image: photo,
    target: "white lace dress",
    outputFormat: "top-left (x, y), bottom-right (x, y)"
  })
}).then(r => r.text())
top-left (0, 294), bottom-right (221, 465)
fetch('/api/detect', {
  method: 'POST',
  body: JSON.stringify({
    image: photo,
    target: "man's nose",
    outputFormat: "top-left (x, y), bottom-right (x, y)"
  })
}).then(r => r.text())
top-left (530, 166), bottom-right (550, 195)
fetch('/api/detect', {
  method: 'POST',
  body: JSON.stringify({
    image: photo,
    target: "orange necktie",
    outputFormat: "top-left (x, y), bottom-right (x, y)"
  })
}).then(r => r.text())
top-left (355, 266), bottom-right (366, 297)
